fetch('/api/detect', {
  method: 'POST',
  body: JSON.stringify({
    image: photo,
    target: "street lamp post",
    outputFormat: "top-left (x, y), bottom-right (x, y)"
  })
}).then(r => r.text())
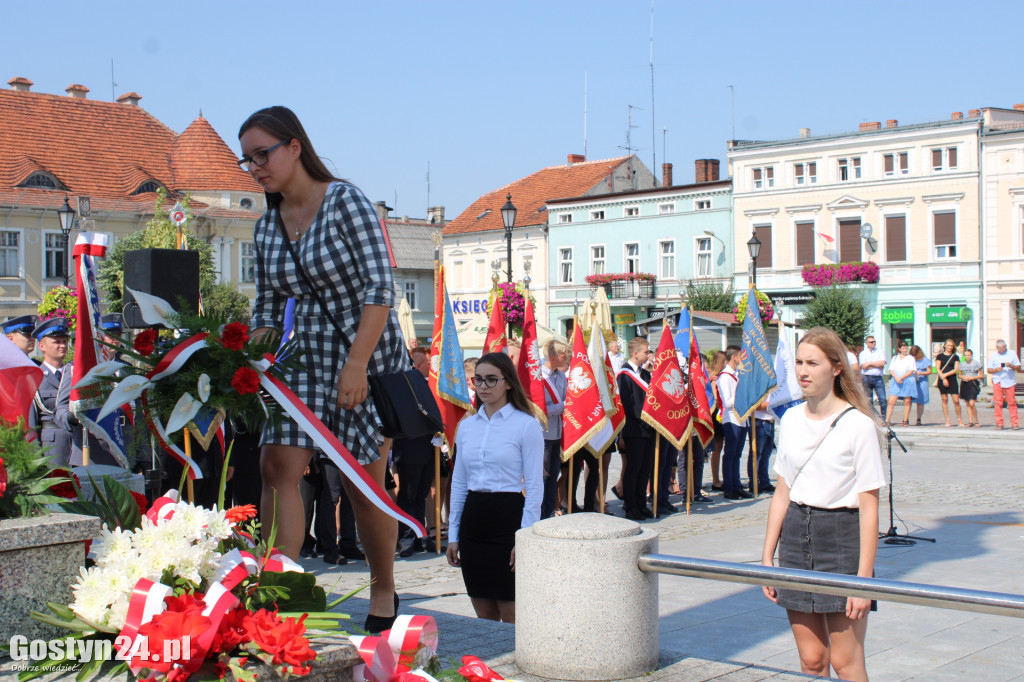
top-left (500, 193), bottom-right (517, 339)
top-left (57, 196), bottom-right (76, 288)
top-left (746, 230), bottom-right (762, 289)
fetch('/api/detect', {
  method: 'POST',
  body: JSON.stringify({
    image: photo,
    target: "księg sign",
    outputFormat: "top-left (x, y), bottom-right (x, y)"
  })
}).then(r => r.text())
top-left (451, 298), bottom-right (489, 315)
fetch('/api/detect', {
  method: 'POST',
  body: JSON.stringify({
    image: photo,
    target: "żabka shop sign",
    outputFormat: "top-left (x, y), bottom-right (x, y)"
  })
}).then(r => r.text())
top-left (881, 307), bottom-right (914, 325)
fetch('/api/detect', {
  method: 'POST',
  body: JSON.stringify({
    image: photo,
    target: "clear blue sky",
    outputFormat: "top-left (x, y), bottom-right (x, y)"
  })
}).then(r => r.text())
top-left (4, 1), bottom-right (1021, 220)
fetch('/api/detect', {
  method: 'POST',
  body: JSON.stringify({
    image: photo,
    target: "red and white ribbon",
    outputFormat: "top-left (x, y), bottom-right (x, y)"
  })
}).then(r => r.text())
top-left (350, 614), bottom-right (439, 682)
top-left (144, 490), bottom-right (179, 523)
top-left (146, 333), bottom-right (208, 381)
top-left (141, 392), bottom-right (204, 480)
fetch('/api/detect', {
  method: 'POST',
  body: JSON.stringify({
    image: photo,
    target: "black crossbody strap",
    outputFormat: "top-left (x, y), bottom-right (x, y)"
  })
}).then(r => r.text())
top-left (790, 407), bottom-right (858, 487)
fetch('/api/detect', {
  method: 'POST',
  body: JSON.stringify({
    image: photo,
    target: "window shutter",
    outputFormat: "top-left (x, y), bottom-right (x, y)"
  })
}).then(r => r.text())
top-left (932, 149), bottom-right (943, 169)
top-left (948, 147), bottom-right (957, 168)
top-left (808, 162), bottom-right (816, 178)
top-left (755, 225), bottom-right (772, 268)
top-left (796, 222), bottom-right (815, 266)
top-left (753, 168), bottom-right (761, 182)
top-left (884, 155), bottom-right (894, 173)
top-left (766, 167), bottom-right (774, 181)
top-left (934, 213), bottom-right (956, 246)
top-left (839, 219), bottom-right (862, 263)
top-left (885, 215), bottom-right (906, 262)
top-left (899, 152), bottom-right (908, 171)
top-left (795, 163), bottom-right (803, 178)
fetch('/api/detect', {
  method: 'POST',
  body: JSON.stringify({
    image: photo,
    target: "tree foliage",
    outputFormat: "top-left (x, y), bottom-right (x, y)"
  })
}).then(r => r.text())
top-left (204, 282), bottom-right (252, 323)
top-left (800, 285), bottom-right (872, 346)
top-left (684, 279), bottom-right (735, 313)
top-left (97, 189), bottom-right (216, 312)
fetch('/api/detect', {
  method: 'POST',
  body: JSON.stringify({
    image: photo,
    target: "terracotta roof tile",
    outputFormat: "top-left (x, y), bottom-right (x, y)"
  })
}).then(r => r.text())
top-left (0, 87), bottom-right (259, 210)
top-left (444, 155), bottom-right (634, 235)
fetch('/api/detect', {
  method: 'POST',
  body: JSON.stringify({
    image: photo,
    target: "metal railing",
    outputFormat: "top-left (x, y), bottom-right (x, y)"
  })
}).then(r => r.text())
top-left (638, 554), bottom-right (1024, 619)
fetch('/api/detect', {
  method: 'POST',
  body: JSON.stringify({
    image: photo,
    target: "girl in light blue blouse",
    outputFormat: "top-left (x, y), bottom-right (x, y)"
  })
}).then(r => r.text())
top-left (446, 352), bottom-right (544, 623)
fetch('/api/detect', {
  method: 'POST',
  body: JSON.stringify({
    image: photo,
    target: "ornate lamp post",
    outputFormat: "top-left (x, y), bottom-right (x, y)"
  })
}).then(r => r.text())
top-left (746, 230), bottom-right (762, 288)
top-left (500, 193), bottom-right (517, 339)
top-left (57, 196), bottom-right (76, 287)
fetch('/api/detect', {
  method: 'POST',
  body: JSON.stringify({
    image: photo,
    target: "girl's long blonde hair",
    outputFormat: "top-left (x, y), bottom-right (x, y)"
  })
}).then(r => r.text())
top-left (798, 327), bottom-right (878, 424)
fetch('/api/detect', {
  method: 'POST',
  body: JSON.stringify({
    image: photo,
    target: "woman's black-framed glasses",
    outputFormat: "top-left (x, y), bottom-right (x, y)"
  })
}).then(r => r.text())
top-left (238, 139), bottom-right (289, 171)
top-left (472, 375), bottom-right (504, 388)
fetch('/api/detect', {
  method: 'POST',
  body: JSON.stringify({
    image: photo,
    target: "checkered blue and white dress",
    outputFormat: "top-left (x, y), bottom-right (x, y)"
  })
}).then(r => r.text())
top-left (251, 181), bottom-right (409, 463)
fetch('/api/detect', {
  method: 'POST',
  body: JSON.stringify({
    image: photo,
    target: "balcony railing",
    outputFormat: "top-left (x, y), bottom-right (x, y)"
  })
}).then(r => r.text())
top-left (591, 280), bottom-right (655, 299)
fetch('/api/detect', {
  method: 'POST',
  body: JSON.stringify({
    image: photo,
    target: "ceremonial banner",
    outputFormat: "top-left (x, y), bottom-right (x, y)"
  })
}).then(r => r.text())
top-left (641, 320), bottom-right (691, 449)
top-left (515, 296), bottom-right (547, 427)
top-left (687, 329), bottom-right (715, 447)
top-left (585, 317), bottom-right (616, 453)
top-left (734, 287), bottom-right (777, 422)
top-left (673, 307), bottom-right (691, 360)
top-left (482, 297), bottom-right (508, 355)
top-left (561, 318), bottom-right (608, 461)
top-left (770, 331), bottom-right (803, 419)
top-left (429, 266), bottom-right (473, 448)
top-left (0, 334), bottom-right (43, 429)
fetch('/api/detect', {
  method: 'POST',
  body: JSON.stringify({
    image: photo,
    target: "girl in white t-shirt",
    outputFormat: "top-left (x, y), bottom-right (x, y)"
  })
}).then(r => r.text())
top-left (761, 327), bottom-right (886, 682)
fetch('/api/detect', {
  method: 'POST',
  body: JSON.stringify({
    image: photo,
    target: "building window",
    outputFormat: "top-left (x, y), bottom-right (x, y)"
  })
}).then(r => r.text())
top-left (239, 241), bottom-right (255, 283)
top-left (403, 281), bottom-right (418, 310)
top-left (838, 157), bottom-right (861, 181)
top-left (658, 203), bottom-right (675, 214)
top-left (934, 212), bottom-right (957, 259)
top-left (44, 233), bottom-right (67, 279)
top-left (696, 237), bottom-right (712, 276)
top-left (18, 172), bottom-right (63, 190)
top-left (885, 215), bottom-right (907, 262)
top-left (795, 221), bottom-right (815, 266)
top-left (131, 181), bottom-right (162, 195)
top-left (558, 214), bottom-right (573, 223)
top-left (884, 152), bottom-right (909, 176)
top-left (452, 260), bottom-right (464, 289)
top-left (838, 218), bottom-right (862, 263)
top-left (1020, 206), bottom-right (1024, 256)
top-left (794, 162), bottom-right (817, 185)
top-left (624, 242), bottom-right (640, 273)
top-left (240, 197), bottom-right (255, 210)
top-left (0, 231), bottom-right (19, 277)
top-left (559, 248), bottom-right (573, 284)
top-left (591, 210), bottom-right (605, 220)
top-left (590, 245), bottom-right (605, 275)
top-left (752, 166), bottom-right (775, 190)
top-left (932, 147), bottom-right (958, 172)
top-left (695, 199), bottom-right (711, 211)
top-left (624, 206), bottom-right (639, 217)
top-left (474, 259), bottom-right (486, 288)
top-left (659, 240), bottom-right (675, 279)
top-left (754, 225), bottom-right (772, 269)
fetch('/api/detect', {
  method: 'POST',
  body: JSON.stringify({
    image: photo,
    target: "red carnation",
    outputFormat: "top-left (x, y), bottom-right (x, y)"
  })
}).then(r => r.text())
top-left (210, 606), bottom-right (255, 654)
top-left (130, 490), bottom-right (148, 516)
top-left (221, 322), bottom-right (250, 351)
top-left (134, 328), bottom-right (158, 355)
top-left (230, 367), bottom-right (261, 395)
top-left (46, 468), bottom-right (80, 499)
top-left (249, 610), bottom-right (316, 673)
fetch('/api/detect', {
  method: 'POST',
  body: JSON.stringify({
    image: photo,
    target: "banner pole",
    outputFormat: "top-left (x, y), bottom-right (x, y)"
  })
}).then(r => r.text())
top-left (184, 430), bottom-right (195, 503)
top-left (567, 453), bottom-right (574, 514)
top-left (434, 442), bottom-right (442, 554)
top-left (686, 438), bottom-right (693, 515)
top-left (81, 424), bottom-right (91, 466)
top-left (653, 437), bottom-right (660, 517)
top-left (598, 450), bottom-right (606, 513)
top-left (750, 416), bottom-right (758, 496)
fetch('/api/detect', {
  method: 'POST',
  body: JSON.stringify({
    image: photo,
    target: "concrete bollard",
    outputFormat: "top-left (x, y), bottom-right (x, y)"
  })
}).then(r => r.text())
top-left (515, 513), bottom-right (659, 681)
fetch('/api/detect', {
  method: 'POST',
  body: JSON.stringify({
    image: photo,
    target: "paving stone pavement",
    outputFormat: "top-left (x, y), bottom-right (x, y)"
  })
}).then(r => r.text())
top-left (306, 429), bottom-right (1024, 681)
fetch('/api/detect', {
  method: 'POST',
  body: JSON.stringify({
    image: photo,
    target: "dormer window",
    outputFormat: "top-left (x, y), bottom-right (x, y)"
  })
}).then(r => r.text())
top-left (240, 197), bottom-right (255, 210)
top-left (132, 181), bottom-right (163, 195)
top-left (18, 172), bottom-right (64, 190)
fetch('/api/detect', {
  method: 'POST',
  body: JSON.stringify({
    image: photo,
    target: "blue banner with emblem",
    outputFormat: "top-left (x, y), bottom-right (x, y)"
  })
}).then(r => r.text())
top-left (734, 287), bottom-right (777, 422)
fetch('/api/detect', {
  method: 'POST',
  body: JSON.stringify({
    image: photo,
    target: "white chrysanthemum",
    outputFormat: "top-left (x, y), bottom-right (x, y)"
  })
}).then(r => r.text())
top-left (173, 503), bottom-right (209, 540)
top-left (91, 526), bottom-right (135, 565)
top-left (107, 594), bottom-right (131, 630)
top-left (72, 564), bottom-right (108, 593)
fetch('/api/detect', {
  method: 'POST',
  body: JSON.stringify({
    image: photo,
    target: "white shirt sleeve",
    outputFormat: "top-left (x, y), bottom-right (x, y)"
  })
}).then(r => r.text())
top-left (519, 418), bottom-right (545, 530)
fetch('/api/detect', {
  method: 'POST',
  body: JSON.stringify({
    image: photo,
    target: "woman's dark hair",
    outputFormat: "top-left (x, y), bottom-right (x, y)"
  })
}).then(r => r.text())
top-left (473, 352), bottom-right (534, 416)
top-left (238, 106), bottom-right (339, 208)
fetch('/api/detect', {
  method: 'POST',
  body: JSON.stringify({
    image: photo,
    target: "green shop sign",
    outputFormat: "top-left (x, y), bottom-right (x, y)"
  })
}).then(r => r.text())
top-left (926, 306), bottom-right (973, 323)
top-left (881, 307), bottom-right (914, 325)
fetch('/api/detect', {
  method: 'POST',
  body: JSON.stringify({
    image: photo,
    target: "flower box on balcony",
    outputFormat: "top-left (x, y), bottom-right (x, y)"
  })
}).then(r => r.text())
top-left (801, 261), bottom-right (880, 287)
top-left (586, 272), bottom-right (656, 299)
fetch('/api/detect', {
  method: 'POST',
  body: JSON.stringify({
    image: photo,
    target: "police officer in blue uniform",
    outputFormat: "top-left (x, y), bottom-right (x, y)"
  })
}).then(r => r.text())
top-left (2, 315), bottom-right (39, 359)
top-left (28, 317), bottom-right (72, 465)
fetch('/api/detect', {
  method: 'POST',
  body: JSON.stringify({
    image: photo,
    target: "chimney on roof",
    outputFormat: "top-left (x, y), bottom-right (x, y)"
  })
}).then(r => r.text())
top-left (1014, 104), bottom-right (1024, 112)
top-left (799, 128), bottom-right (811, 138)
top-left (116, 92), bottom-right (142, 106)
top-left (968, 109), bottom-right (981, 118)
top-left (373, 201), bottom-right (392, 221)
top-left (8, 77), bottom-right (33, 91)
top-left (695, 159), bottom-right (720, 183)
top-left (661, 163), bottom-right (673, 187)
top-left (952, 111), bottom-right (963, 120)
top-left (567, 154), bottom-right (585, 165)
top-left (859, 121), bottom-right (881, 131)
top-left (886, 119), bottom-right (898, 128)
top-left (426, 206), bottom-right (446, 224)
top-left (65, 84), bottom-right (90, 99)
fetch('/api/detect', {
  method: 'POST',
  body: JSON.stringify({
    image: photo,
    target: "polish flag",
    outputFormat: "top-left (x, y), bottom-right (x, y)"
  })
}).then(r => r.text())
top-left (816, 232), bottom-right (834, 243)
top-left (0, 335), bottom-right (44, 430)
top-left (515, 296), bottom-right (547, 427)
top-left (483, 297), bottom-right (508, 355)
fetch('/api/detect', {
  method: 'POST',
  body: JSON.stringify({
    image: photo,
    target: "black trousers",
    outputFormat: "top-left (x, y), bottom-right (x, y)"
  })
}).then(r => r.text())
top-left (541, 439), bottom-right (561, 519)
top-left (396, 454), bottom-right (434, 541)
top-left (582, 449), bottom-right (606, 511)
top-left (316, 459), bottom-right (357, 553)
top-left (560, 454), bottom-right (585, 512)
top-left (649, 437), bottom-right (676, 507)
top-left (679, 437), bottom-right (706, 498)
top-left (622, 435), bottom-right (654, 512)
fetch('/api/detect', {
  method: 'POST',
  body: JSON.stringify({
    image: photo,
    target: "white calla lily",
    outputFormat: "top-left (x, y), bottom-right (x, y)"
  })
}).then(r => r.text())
top-left (74, 361), bottom-right (128, 390)
top-left (165, 392), bottom-right (203, 435)
top-left (197, 374), bottom-right (212, 403)
top-left (125, 287), bottom-right (177, 328)
top-left (97, 375), bottom-right (152, 420)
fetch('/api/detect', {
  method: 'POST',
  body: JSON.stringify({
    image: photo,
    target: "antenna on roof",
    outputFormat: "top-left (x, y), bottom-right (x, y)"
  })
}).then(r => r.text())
top-left (650, 0), bottom-right (657, 184)
top-left (110, 58), bottom-right (118, 102)
top-left (583, 72), bottom-right (588, 160)
top-left (619, 105), bottom-right (642, 158)
top-left (426, 161), bottom-right (430, 217)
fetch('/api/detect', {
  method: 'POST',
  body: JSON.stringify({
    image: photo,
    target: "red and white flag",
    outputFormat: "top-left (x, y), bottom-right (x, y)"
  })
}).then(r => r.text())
top-left (0, 335), bottom-right (43, 430)
top-left (483, 297), bottom-right (508, 356)
top-left (641, 320), bottom-right (691, 449)
top-left (561, 318), bottom-right (608, 461)
top-left (515, 296), bottom-right (547, 427)
top-left (585, 318), bottom-right (617, 454)
top-left (816, 231), bottom-right (834, 243)
top-left (686, 331), bottom-right (715, 448)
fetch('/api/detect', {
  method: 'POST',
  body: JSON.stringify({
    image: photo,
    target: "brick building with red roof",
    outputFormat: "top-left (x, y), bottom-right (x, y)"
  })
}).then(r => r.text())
top-left (442, 153), bottom-right (655, 325)
top-left (0, 77), bottom-right (265, 316)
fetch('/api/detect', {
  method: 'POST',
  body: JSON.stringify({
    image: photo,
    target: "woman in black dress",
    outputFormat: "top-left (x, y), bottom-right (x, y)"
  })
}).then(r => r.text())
top-left (934, 338), bottom-right (964, 427)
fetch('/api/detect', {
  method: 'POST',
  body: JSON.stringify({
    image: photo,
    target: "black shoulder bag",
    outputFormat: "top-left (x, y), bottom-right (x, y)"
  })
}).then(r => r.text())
top-left (275, 216), bottom-right (443, 440)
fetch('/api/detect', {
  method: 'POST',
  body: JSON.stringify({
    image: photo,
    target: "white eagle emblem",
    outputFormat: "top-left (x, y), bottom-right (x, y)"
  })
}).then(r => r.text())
top-left (430, 354), bottom-right (441, 375)
top-left (567, 366), bottom-right (593, 394)
top-left (526, 342), bottom-right (543, 381)
top-left (661, 367), bottom-right (685, 401)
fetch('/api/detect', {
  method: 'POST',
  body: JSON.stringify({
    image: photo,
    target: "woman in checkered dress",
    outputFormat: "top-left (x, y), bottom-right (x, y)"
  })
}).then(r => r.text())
top-left (240, 106), bottom-right (407, 632)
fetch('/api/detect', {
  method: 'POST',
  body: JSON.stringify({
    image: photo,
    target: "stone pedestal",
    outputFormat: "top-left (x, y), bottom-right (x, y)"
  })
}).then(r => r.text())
top-left (72, 464), bottom-right (146, 499)
top-left (0, 513), bottom-right (101, 645)
top-left (515, 513), bottom-right (659, 681)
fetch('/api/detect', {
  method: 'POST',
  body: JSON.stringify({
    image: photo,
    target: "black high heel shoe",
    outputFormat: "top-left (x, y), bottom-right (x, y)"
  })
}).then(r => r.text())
top-left (363, 592), bottom-right (400, 634)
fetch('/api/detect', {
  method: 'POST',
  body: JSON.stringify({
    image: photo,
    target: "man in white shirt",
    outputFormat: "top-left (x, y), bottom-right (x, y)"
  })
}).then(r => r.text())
top-left (717, 346), bottom-right (751, 500)
top-left (540, 341), bottom-right (569, 517)
top-left (986, 339), bottom-right (1020, 430)
top-left (608, 340), bottom-right (625, 375)
top-left (858, 336), bottom-right (887, 417)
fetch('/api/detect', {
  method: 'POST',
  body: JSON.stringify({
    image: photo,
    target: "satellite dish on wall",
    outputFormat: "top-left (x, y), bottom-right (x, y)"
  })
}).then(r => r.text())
top-left (865, 237), bottom-right (879, 255)
top-left (860, 222), bottom-right (873, 239)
